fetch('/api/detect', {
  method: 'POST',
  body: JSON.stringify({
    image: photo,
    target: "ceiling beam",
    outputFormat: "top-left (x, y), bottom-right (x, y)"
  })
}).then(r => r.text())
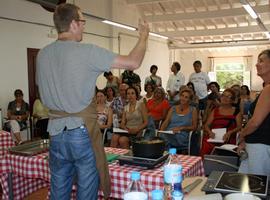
top-left (144, 5), bottom-right (270, 22)
top-left (169, 39), bottom-right (270, 49)
top-left (126, 0), bottom-right (173, 5)
top-left (163, 24), bottom-right (270, 37)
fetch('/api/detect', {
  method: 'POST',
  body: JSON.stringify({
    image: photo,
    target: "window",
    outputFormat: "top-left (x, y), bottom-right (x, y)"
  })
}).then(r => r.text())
top-left (209, 56), bottom-right (251, 90)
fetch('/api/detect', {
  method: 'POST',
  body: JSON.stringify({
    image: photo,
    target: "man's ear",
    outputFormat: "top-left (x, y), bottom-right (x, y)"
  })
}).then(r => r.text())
top-left (69, 20), bottom-right (77, 33)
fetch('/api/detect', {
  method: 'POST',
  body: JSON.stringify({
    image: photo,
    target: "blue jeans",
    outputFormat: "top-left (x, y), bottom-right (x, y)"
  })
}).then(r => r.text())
top-left (49, 126), bottom-right (99, 200)
top-left (238, 143), bottom-right (270, 176)
top-left (160, 131), bottom-right (189, 151)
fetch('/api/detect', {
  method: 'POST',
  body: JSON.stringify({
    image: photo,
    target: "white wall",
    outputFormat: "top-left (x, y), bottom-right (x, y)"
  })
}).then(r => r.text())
top-left (111, 0), bottom-right (171, 92)
top-left (0, 0), bottom-right (112, 116)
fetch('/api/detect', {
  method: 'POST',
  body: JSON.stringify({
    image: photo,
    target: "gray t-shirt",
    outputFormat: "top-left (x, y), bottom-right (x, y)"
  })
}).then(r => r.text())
top-left (36, 40), bottom-right (116, 135)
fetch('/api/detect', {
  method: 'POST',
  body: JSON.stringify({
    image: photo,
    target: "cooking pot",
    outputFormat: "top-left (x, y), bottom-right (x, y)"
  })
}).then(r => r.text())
top-left (131, 137), bottom-right (165, 159)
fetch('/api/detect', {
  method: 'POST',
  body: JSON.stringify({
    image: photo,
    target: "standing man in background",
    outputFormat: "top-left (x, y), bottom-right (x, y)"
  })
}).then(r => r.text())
top-left (36, 3), bottom-right (149, 200)
top-left (166, 62), bottom-right (185, 105)
top-left (189, 60), bottom-right (210, 116)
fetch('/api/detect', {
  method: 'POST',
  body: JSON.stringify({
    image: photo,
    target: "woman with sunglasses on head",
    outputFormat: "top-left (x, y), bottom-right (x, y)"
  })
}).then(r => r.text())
top-left (238, 50), bottom-right (270, 176)
top-left (146, 87), bottom-right (170, 129)
top-left (202, 81), bottom-right (221, 124)
top-left (201, 88), bottom-right (242, 156)
top-left (110, 86), bottom-right (148, 149)
top-left (159, 88), bottom-right (198, 153)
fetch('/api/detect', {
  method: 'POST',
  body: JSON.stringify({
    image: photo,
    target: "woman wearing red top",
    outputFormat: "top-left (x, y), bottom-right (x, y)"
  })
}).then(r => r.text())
top-left (146, 87), bottom-right (170, 128)
top-left (201, 88), bottom-right (242, 156)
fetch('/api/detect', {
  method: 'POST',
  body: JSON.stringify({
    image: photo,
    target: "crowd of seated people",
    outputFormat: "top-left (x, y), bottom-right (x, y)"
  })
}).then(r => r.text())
top-left (5, 63), bottom-right (256, 158)
top-left (97, 65), bottom-right (258, 158)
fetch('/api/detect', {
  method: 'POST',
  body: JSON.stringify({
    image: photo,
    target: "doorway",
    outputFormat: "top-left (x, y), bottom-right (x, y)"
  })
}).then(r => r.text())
top-left (27, 48), bottom-right (39, 137)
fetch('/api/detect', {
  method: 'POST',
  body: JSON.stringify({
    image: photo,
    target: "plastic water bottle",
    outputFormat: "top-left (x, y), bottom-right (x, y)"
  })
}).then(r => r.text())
top-left (163, 148), bottom-right (183, 200)
top-left (172, 190), bottom-right (183, 200)
top-left (113, 113), bottom-right (119, 128)
top-left (152, 189), bottom-right (164, 200)
top-left (123, 171), bottom-right (148, 200)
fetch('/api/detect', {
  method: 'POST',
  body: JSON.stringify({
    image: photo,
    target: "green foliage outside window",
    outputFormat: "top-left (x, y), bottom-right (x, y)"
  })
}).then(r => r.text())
top-left (215, 63), bottom-right (244, 90)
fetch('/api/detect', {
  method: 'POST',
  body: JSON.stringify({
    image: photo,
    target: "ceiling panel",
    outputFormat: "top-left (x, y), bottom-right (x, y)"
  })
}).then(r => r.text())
top-left (126, 0), bottom-right (270, 48)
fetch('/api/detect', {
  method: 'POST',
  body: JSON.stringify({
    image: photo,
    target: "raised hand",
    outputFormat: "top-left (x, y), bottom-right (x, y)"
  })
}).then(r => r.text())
top-left (138, 19), bottom-right (149, 39)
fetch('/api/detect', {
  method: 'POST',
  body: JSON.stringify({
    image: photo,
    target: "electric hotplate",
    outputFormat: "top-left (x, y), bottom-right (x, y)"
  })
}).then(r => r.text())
top-left (118, 153), bottom-right (169, 169)
top-left (211, 171), bottom-right (268, 198)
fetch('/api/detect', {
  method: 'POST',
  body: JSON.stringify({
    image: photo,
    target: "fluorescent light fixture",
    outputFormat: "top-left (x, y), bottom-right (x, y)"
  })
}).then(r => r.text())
top-left (242, 3), bottom-right (258, 19)
top-left (149, 32), bottom-right (168, 40)
top-left (102, 20), bottom-right (136, 31)
top-left (102, 20), bottom-right (168, 40)
top-left (264, 32), bottom-right (270, 39)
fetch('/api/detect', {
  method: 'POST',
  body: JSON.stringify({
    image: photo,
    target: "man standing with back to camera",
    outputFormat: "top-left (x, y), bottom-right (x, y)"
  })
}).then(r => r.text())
top-left (36, 3), bottom-right (149, 200)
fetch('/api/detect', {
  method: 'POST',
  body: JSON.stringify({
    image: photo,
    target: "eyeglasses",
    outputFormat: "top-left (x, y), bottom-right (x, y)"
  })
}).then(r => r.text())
top-left (221, 94), bottom-right (232, 99)
top-left (75, 19), bottom-right (86, 25)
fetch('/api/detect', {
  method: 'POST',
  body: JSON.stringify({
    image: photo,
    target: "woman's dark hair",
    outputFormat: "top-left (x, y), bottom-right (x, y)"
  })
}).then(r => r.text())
top-left (150, 65), bottom-right (158, 73)
top-left (104, 86), bottom-right (116, 97)
top-left (173, 62), bottom-right (181, 71)
top-left (241, 85), bottom-right (250, 95)
top-left (96, 89), bottom-right (106, 96)
top-left (193, 60), bottom-right (202, 66)
top-left (126, 86), bottom-right (139, 99)
top-left (14, 89), bottom-right (23, 97)
top-left (144, 83), bottom-right (155, 92)
top-left (103, 71), bottom-right (113, 78)
top-left (187, 82), bottom-right (195, 93)
top-left (209, 81), bottom-right (220, 92)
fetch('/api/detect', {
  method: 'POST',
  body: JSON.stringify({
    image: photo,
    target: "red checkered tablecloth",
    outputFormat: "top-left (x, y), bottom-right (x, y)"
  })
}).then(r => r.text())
top-left (107, 150), bottom-right (204, 199)
top-left (0, 131), bottom-right (15, 156)
top-left (0, 147), bottom-right (204, 200)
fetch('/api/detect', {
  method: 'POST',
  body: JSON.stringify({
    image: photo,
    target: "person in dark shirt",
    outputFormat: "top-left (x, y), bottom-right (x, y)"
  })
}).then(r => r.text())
top-left (238, 49), bottom-right (270, 176)
top-left (120, 70), bottom-right (141, 88)
top-left (6, 89), bottom-right (29, 144)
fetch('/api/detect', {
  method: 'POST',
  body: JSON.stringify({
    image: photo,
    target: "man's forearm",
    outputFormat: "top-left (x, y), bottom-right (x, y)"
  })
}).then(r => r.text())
top-left (127, 36), bottom-right (148, 70)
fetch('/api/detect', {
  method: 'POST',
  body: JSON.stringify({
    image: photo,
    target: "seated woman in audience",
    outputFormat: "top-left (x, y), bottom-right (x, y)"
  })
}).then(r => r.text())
top-left (103, 71), bottom-right (120, 96)
top-left (110, 83), bottom-right (129, 127)
top-left (231, 84), bottom-right (243, 112)
top-left (201, 88), bottom-right (242, 156)
top-left (142, 83), bottom-right (155, 103)
top-left (96, 90), bottom-right (113, 130)
top-left (146, 87), bottom-right (170, 128)
top-left (240, 85), bottom-right (253, 119)
top-left (110, 86), bottom-right (148, 149)
top-left (203, 81), bottom-right (221, 123)
top-left (159, 88), bottom-right (198, 152)
top-left (32, 92), bottom-right (49, 139)
top-left (105, 86), bottom-right (116, 107)
top-left (6, 89), bottom-right (29, 144)
top-left (186, 82), bottom-right (199, 109)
